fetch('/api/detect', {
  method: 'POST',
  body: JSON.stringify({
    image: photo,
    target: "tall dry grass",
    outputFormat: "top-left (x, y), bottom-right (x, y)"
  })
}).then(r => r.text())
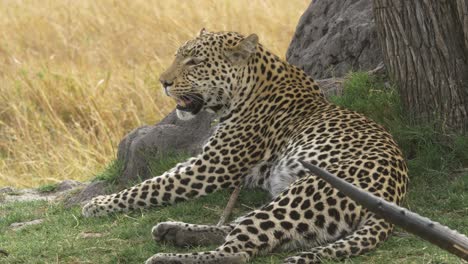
top-left (0, 0), bottom-right (309, 188)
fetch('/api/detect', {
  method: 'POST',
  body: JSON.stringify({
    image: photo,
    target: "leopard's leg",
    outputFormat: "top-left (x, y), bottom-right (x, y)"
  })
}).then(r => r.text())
top-left (145, 251), bottom-right (248, 264)
top-left (145, 167), bottom-right (379, 264)
top-left (283, 215), bottom-right (393, 263)
top-left (82, 154), bottom-right (242, 217)
top-left (152, 221), bottom-right (235, 247)
top-left (145, 156), bottom-right (401, 263)
top-left (145, 202), bottom-right (302, 263)
top-left (82, 126), bottom-right (266, 217)
top-left (146, 222), bottom-right (247, 263)
top-left (280, 160), bottom-right (400, 263)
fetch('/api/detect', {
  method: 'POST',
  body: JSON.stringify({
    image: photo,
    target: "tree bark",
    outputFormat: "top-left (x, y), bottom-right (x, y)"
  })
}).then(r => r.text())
top-left (373, 0), bottom-right (468, 133)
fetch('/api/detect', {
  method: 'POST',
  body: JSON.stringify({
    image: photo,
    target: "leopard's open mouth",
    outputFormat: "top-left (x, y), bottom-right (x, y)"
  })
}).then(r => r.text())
top-left (175, 93), bottom-right (204, 114)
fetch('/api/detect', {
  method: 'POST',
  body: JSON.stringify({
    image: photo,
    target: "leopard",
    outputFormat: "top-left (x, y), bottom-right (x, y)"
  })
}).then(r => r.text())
top-left (82, 29), bottom-right (408, 264)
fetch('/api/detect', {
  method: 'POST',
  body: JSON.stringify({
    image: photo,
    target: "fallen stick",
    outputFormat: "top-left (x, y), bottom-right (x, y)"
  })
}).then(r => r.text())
top-left (0, 248), bottom-right (8, 257)
top-left (217, 184), bottom-right (242, 226)
top-left (300, 160), bottom-right (468, 261)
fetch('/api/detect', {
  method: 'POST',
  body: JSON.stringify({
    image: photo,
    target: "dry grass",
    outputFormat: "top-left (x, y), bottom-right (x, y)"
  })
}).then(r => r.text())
top-left (0, 0), bottom-right (309, 188)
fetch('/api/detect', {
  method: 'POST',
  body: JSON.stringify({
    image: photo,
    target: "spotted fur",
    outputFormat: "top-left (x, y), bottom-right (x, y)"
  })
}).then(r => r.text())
top-left (82, 30), bottom-right (408, 264)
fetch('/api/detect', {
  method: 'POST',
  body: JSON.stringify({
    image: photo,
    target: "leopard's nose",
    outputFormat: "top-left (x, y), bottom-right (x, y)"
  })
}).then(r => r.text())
top-left (160, 80), bottom-right (173, 96)
top-left (160, 80), bottom-right (173, 89)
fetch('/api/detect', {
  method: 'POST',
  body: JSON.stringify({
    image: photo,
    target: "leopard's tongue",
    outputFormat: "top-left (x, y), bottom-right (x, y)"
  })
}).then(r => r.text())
top-left (177, 97), bottom-right (192, 107)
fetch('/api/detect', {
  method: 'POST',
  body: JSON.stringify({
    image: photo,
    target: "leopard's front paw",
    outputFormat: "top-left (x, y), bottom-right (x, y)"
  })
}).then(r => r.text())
top-left (283, 253), bottom-right (321, 264)
top-left (152, 222), bottom-right (226, 247)
top-left (145, 252), bottom-right (247, 264)
top-left (152, 222), bottom-right (206, 247)
top-left (82, 195), bottom-right (113, 217)
top-left (283, 256), bottom-right (302, 264)
top-left (152, 222), bottom-right (182, 243)
top-left (145, 253), bottom-right (192, 264)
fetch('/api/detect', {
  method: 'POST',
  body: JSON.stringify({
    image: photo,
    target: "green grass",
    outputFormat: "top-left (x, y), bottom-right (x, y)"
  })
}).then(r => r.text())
top-left (0, 173), bottom-right (465, 264)
top-left (1, 72), bottom-right (467, 263)
top-left (330, 72), bottom-right (468, 177)
top-left (331, 72), bottom-right (402, 126)
top-left (0, 190), bottom-right (273, 263)
top-left (37, 183), bottom-right (59, 193)
top-left (93, 159), bottom-right (124, 184)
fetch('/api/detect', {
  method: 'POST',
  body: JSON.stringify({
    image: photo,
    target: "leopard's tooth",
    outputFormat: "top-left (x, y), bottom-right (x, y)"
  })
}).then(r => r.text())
top-left (177, 99), bottom-right (186, 107)
top-left (184, 97), bottom-right (193, 104)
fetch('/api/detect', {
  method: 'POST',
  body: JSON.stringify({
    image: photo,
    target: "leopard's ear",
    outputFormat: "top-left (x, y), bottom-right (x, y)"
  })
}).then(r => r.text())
top-left (198, 28), bottom-right (208, 37)
top-left (224, 34), bottom-right (258, 65)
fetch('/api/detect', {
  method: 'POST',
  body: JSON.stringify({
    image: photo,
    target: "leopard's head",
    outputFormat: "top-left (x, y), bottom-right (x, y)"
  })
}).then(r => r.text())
top-left (159, 29), bottom-right (258, 120)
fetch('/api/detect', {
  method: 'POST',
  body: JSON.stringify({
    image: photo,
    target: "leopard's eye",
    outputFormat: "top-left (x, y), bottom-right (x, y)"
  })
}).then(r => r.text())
top-left (186, 58), bottom-right (198, 66)
top-left (185, 57), bottom-right (205, 66)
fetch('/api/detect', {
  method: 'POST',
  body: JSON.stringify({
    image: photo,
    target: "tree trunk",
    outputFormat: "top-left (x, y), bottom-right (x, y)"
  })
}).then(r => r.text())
top-left (373, 0), bottom-right (468, 133)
